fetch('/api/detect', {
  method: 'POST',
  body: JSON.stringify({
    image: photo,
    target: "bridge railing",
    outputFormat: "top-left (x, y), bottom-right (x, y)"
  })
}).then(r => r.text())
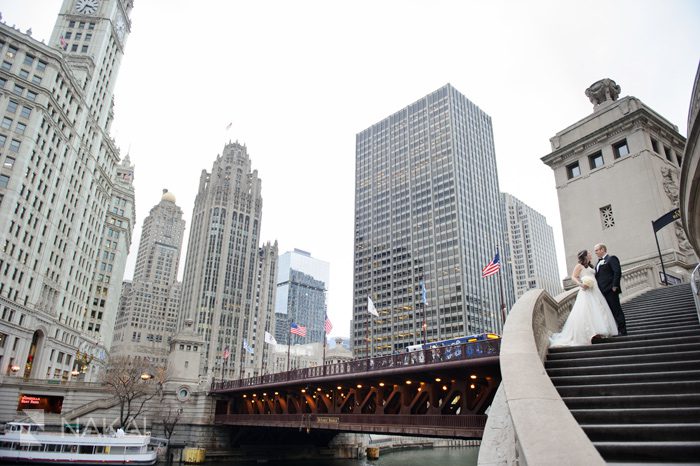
top-left (211, 338), bottom-right (500, 391)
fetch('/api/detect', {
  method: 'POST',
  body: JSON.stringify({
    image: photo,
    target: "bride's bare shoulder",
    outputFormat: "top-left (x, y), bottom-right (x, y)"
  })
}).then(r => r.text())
top-left (571, 263), bottom-right (583, 277)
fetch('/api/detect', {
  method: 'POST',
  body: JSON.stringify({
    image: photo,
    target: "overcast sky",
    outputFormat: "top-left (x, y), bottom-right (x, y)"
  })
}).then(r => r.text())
top-left (3, 0), bottom-right (699, 337)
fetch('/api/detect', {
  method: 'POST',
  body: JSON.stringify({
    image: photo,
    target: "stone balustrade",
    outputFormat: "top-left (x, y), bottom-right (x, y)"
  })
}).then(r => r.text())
top-left (478, 288), bottom-right (605, 466)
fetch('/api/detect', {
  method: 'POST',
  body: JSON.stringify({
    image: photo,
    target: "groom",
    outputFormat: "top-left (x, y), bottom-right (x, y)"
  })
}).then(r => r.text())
top-left (594, 243), bottom-right (627, 335)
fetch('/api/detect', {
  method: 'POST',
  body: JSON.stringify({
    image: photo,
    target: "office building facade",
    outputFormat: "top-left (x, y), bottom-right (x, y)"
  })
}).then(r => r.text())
top-left (274, 249), bottom-right (330, 345)
top-left (178, 142), bottom-right (277, 379)
top-left (111, 189), bottom-right (186, 365)
top-left (501, 193), bottom-right (561, 298)
top-left (353, 84), bottom-right (512, 357)
top-left (0, 0), bottom-right (134, 381)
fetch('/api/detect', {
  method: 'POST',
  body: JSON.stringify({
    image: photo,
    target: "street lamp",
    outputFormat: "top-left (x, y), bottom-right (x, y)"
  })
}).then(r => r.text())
top-left (10, 364), bottom-right (20, 373)
top-left (140, 373), bottom-right (153, 381)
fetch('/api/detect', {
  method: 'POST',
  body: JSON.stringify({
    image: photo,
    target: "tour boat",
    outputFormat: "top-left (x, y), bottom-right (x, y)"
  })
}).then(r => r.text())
top-left (0, 422), bottom-right (165, 465)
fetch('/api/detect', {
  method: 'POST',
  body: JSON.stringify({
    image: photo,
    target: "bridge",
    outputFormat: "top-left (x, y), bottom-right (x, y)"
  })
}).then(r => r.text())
top-left (211, 338), bottom-right (501, 439)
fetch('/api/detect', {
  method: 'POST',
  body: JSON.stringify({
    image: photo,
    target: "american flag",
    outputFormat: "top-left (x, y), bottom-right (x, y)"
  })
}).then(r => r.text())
top-left (290, 322), bottom-right (307, 337)
top-left (324, 314), bottom-right (333, 334)
top-left (222, 345), bottom-right (230, 360)
top-left (481, 250), bottom-right (501, 278)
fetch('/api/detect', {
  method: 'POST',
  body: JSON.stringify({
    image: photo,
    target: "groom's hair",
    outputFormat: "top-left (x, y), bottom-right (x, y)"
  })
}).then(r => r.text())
top-left (595, 243), bottom-right (608, 253)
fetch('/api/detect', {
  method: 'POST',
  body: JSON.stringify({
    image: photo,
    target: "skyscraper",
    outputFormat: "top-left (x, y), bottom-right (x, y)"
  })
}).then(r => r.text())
top-left (274, 249), bottom-right (330, 345)
top-left (501, 193), bottom-right (561, 298)
top-left (0, 0), bottom-right (135, 381)
top-left (541, 79), bottom-right (697, 290)
top-left (353, 84), bottom-right (511, 357)
top-left (111, 189), bottom-right (186, 365)
top-left (178, 142), bottom-right (277, 379)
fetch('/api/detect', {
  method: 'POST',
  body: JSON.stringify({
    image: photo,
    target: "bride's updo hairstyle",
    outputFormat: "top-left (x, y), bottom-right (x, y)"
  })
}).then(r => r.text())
top-left (577, 249), bottom-right (589, 266)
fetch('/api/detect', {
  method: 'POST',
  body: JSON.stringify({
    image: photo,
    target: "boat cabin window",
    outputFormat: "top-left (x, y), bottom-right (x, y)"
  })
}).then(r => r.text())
top-left (79, 445), bottom-right (94, 454)
top-left (46, 444), bottom-right (61, 452)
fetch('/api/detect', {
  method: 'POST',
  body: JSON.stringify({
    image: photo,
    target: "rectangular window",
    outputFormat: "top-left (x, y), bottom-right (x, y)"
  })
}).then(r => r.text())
top-left (88, 23), bottom-right (95, 30)
top-left (0, 135), bottom-right (5, 147)
top-left (566, 161), bottom-right (581, 179)
top-left (23, 55), bottom-right (34, 66)
top-left (31, 75), bottom-right (41, 85)
top-left (68, 20), bottom-right (76, 28)
top-left (36, 61), bottom-right (47, 72)
top-left (19, 69), bottom-right (29, 79)
top-left (9, 140), bottom-right (20, 152)
top-left (1, 61), bottom-right (11, 71)
top-left (12, 84), bottom-right (23, 96)
top-left (20, 106), bottom-right (31, 119)
top-left (1, 118), bottom-right (12, 130)
top-left (81, 45), bottom-right (88, 53)
top-left (71, 44), bottom-right (78, 52)
top-left (15, 123), bottom-right (26, 135)
top-left (0, 78), bottom-right (5, 88)
top-left (75, 33), bottom-right (82, 40)
top-left (663, 146), bottom-right (673, 162)
top-left (7, 101), bottom-right (18, 113)
top-left (650, 137), bottom-right (659, 153)
top-left (3, 157), bottom-right (15, 169)
top-left (65, 32), bottom-right (72, 39)
top-left (25, 91), bottom-right (36, 102)
top-left (613, 139), bottom-right (630, 158)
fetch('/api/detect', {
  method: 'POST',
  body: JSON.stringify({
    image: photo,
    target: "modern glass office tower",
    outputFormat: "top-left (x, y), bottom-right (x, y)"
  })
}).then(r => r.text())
top-left (0, 0), bottom-right (135, 381)
top-left (111, 189), bottom-right (186, 365)
top-left (274, 249), bottom-right (329, 345)
top-left (501, 193), bottom-right (561, 299)
top-left (178, 142), bottom-right (277, 378)
top-left (353, 84), bottom-right (511, 357)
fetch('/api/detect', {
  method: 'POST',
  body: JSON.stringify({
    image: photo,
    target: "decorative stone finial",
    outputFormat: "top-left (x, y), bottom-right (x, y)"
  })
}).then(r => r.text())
top-left (161, 188), bottom-right (176, 203)
top-left (585, 79), bottom-right (621, 109)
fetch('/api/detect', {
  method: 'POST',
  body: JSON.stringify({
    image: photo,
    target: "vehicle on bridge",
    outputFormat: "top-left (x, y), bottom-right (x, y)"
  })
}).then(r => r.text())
top-left (0, 422), bottom-right (166, 465)
top-left (406, 333), bottom-right (501, 352)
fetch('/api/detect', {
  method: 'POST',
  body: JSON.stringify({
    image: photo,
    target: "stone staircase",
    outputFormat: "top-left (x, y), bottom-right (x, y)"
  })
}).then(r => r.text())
top-left (545, 283), bottom-right (700, 463)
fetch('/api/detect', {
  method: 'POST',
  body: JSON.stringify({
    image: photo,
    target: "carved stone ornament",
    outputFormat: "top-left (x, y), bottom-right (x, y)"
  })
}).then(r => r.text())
top-left (585, 78), bottom-right (621, 106)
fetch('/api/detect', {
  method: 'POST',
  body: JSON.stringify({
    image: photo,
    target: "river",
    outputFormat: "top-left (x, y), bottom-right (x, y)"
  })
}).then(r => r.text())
top-left (204, 446), bottom-right (479, 466)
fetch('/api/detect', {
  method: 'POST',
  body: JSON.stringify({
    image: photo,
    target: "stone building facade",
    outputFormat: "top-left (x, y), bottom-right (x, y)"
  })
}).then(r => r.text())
top-left (542, 79), bottom-right (697, 294)
top-left (0, 0), bottom-right (135, 382)
top-left (111, 189), bottom-right (186, 365)
top-left (177, 142), bottom-right (277, 380)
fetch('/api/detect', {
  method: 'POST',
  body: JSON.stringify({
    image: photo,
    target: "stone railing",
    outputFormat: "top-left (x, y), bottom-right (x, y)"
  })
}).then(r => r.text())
top-left (621, 262), bottom-right (657, 301)
top-left (478, 288), bottom-right (605, 466)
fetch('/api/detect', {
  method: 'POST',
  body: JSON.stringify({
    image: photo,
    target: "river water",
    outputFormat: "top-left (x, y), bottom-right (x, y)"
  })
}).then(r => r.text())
top-left (205, 446), bottom-right (479, 466)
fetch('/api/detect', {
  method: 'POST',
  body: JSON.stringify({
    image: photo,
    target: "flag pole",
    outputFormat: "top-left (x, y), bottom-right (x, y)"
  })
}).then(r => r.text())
top-left (365, 313), bottom-right (369, 359)
top-left (286, 320), bottom-right (291, 372)
top-left (497, 246), bottom-right (506, 331)
top-left (322, 331), bottom-right (327, 375)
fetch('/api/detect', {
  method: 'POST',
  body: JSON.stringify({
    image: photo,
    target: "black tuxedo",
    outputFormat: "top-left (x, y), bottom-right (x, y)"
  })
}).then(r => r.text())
top-left (595, 254), bottom-right (626, 334)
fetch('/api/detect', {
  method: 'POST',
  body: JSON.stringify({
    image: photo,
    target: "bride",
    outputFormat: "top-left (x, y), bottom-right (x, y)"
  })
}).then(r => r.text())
top-left (550, 249), bottom-right (619, 347)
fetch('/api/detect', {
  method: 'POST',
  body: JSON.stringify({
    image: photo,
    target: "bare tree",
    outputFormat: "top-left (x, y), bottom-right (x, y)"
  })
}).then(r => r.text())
top-left (102, 356), bottom-right (166, 428)
top-left (160, 403), bottom-right (182, 441)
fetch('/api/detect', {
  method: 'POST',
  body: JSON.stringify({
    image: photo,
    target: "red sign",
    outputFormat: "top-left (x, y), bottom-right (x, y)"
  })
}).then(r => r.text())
top-left (17, 394), bottom-right (64, 413)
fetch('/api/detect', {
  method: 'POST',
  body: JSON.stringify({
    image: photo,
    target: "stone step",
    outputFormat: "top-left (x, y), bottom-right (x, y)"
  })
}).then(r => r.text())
top-left (591, 327), bottom-right (700, 344)
top-left (556, 380), bottom-right (700, 397)
top-left (550, 370), bottom-right (700, 387)
top-left (571, 407), bottom-right (700, 424)
top-left (547, 359), bottom-right (700, 377)
top-left (628, 323), bottom-right (700, 335)
top-left (626, 314), bottom-right (698, 326)
top-left (545, 350), bottom-right (700, 369)
top-left (562, 393), bottom-right (700, 409)
top-left (549, 335), bottom-right (700, 355)
top-left (581, 423), bottom-right (700, 442)
top-left (625, 302), bottom-right (696, 313)
top-left (547, 342), bottom-right (700, 360)
top-left (593, 441), bottom-right (700, 462)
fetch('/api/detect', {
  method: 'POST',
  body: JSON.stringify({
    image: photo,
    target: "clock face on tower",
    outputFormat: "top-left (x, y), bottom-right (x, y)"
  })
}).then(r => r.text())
top-left (115, 14), bottom-right (126, 42)
top-left (74, 0), bottom-right (100, 15)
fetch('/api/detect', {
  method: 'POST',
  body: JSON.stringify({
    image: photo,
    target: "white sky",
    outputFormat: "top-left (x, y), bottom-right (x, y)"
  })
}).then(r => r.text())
top-left (3, 0), bottom-right (699, 338)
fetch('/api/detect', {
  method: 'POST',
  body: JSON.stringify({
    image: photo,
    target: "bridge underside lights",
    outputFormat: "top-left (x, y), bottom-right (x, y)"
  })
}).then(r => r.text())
top-left (212, 339), bottom-right (501, 439)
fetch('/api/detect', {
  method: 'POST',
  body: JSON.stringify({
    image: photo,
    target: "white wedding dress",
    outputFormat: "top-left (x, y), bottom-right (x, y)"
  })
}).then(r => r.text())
top-left (549, 267), bottom-right (619, 347)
